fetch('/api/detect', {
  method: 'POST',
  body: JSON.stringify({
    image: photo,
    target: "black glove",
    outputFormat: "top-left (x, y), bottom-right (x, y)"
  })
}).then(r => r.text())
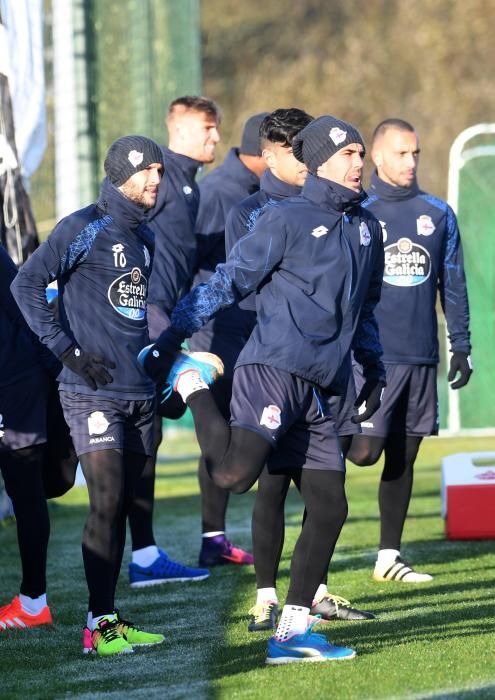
top-left (448, 351), bottom-right (472, 390)
top-left (60, 345), bottom-right (116, 391)
top-left (139, 327), bottom-right (184, 384)
top-left (351, 379), bottom-right (386, 424)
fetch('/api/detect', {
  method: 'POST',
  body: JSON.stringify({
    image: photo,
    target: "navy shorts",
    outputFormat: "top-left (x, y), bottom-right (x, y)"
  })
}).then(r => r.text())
top-left (353, 363), bottom-right (439, 437)
top-left (0, 372), bottom-right (50, 452)
top-left (59, 391), bottom-right (156, 457)
top-left (328, 375), bottom-right (360, 437)
top-left (230, 364), bottom-right (344, 472)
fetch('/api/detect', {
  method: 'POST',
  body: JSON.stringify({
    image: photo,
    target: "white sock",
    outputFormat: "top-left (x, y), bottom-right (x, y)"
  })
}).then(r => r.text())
top-left (377, 548), bottom-right (400, 564)
top-left (132, 545), bottom-right (160, 567)
top-left (87, 611), bottom-right (93, 629)
top-left (19, 593), bottom-right (47, 615)
top-left (313, 583), bottom-right (328, 603)
top-left (274, 605), bottom-right (309, 642)
top-left (256, 587), bottom-right (278, 605)
top-left (202, 531), bottom-right (224, 538)
top-left (92, 613), bottom-right (116, 631)
top-left (176, 370), bottom-right (208, 402)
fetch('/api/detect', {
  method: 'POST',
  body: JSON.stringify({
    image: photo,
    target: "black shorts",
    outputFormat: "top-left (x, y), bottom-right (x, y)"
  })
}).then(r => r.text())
top-left (353, 362), bottom-right (439, 437)
top-left (0, 372), bottom-right (50, 452)
top-left (230, 364), bottom-right (344, 473)
top-left (59, 391), bottom-right (156, 457)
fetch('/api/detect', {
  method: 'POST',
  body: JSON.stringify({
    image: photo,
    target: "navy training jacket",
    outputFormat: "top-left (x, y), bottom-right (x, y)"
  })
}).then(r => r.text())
top-left (170, 174), bottom-right (385, 391)
top-left (189, 147), bottom-right (261, 341)
top-left (11, 178), bottom-right (155, 399)
top-left (363, 172), bottom-right (471, 364)
top-left (146, 146), bottom-right (201, 337)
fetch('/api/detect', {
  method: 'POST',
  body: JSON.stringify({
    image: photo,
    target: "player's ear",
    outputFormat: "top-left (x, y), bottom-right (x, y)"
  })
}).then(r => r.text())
top-left (371, 147), bottom-right (382, 168)
top-left (262, 148), bottom-right (275, 169)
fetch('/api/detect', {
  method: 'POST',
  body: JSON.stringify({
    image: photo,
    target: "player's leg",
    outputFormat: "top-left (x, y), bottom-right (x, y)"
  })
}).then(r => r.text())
top-left (248, 468), bottom-right (291, 631)
top-left (267, 468), bottom-right (356, 664)
top-left (0, 445), bottom-right (53, 630)
top-left (42, 383), bottom-right (78, 499)
top-left (346, 433), bottom-right (385, 466)
top-left (127, 410), bottom-right (209, 587)
top-left (373, 433), bottom-right (432, 582)
top-left (310, 435), bottom-right (375, 621)
top-left (373, 366), bottom-right (436, 583)
top-left (198, 377), bottom-right (253, 566)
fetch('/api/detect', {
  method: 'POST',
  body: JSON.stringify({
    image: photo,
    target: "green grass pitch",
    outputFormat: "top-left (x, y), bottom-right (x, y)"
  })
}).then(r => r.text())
top-left (1, 432), bottom-right (494, 699)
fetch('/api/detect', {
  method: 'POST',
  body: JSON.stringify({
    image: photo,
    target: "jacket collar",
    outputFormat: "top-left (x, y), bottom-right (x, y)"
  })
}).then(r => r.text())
top-left (369, 170), bottom-right (420, 201)
top-left (302, 173), bottom-right (366, 214)
top-left (97, 177), bottom-right (150, 233)
top-left (260, 169), bottom-right (302, 199)
top-left (161, 145), bottom-right (201, 182)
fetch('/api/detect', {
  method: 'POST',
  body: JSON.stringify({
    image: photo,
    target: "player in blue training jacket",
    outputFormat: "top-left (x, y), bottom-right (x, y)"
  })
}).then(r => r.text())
top-left (140, 115), bottom-right (386, 665)
top-left (223, 108), bottom-right (375, 630)
top-left (126, 96), bottom-right (222, 589)
top-left (0, 246), bottom-right (77, 633)
top-left (12, 135), bottom-right (166, 657)
top-left (188, 111), bottom-right (268, 568)
top-left (347, 118), bottom-right (472, 583)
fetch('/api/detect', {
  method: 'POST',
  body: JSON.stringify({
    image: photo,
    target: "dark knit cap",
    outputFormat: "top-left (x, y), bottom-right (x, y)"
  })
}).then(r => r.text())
top-left (104, 135), bottom-right (163, 187)
top-left (292, 115), bottom-right (364, 173)
top-left (240, 112), bottom-right (270, 156)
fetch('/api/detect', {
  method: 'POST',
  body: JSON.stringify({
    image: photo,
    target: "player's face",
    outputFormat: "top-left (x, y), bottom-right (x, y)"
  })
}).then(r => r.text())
top-left (263, 142), bottom-right (308, 186)
top-left (372, 128), bottom-right (420, 188)
top-left (317, 143), bottom-right (365, 192)
top-left (120, 163), bottom-right (163, 209)
top-left (177, 111), bottom-right (221, 163)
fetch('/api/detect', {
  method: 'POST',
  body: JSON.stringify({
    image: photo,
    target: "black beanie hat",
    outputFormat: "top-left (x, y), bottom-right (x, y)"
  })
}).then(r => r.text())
top-left (292, 115), bottom-right (364, 173)
top-left (104, 135), bottom-right (163, 187)
top-left (240, 112), bottom-right (270, 156)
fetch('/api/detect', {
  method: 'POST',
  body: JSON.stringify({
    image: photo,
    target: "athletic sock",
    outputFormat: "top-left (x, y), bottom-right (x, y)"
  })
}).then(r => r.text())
top-left (176, 371), bottom-right (208, 402)
top-left (87, 611), bottom-right (93, 629)
top-left (313, 583), bottom-right (328, 603)
top-left (274, 605), bottom-right (309, 642)
top-left (256, 587), bottom-right (278, 605)
top-left (202, 531), bottom-right (225, 538)
top-left (132, 545), bottom-right (160, 568)
top-left (377, 548), bottom-right (400, 564)
top-left (19, 593), bottom-right (47, 615)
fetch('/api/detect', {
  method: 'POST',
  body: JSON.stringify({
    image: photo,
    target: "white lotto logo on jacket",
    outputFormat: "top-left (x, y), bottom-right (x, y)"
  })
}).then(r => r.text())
top-left (260, 405), bottom-right (282, 430)
top-left (329, 127), bottom-right (347, 145)
top-left (128, 150), bottom-right (144, 167)
top-left (88, 411), bottom-right (109, 435)
top-left (416, 214), bottom-right (435, 236)
top-left (311, 225), bottom-right (328, 238)
top-left (359, 221), bottom-right (371, 246)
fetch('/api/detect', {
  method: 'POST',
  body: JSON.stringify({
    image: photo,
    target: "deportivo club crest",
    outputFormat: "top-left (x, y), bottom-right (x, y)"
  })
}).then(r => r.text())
top-left (416, 214), bottom-right (435, 236)
top-left (329, 127), bottom-right (347, 146)
top-left (359, 221), bottom-right (371, 246)
top-left (260, 405), bottom-right (282, 430)
top-left (128, 150), bottom-right (144, 167)
top-left (88, 411), bottom-right (109, 435)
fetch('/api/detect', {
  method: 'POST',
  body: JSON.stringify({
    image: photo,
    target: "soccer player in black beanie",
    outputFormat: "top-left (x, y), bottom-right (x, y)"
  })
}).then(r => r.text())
top-left (224, 109), bottom-right (376, 632)
top-left (12, 135), bottom-right (166, 657)
top-left (347, 118), bottom-right (472, 583)
top-left (139, 114), bottom-right (385, 665)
